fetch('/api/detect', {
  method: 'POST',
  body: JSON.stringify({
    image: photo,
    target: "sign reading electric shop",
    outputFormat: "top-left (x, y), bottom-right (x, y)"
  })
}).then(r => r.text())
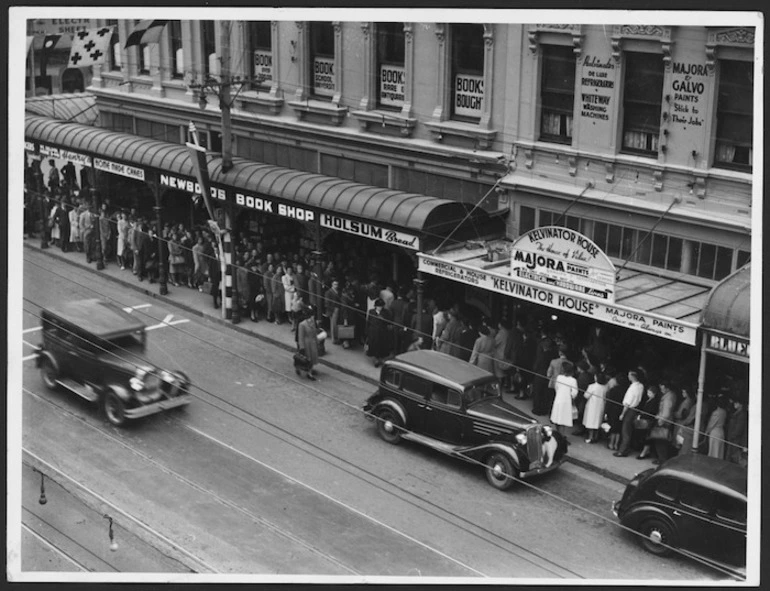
top-left (510, 226), bottom-right (616, 303)
top-left (418, 255), bottom-right (696, 345)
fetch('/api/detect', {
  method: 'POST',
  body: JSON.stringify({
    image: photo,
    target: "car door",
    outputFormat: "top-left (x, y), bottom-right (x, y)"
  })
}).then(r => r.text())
top-left (674, 483), bottom-right (722, 559)
top-left (423, 384), bottom-right (464, 443)
top-left (398, 372), bottom-right (431, 433)
top-left (709, 493), bottom-right (747, 567)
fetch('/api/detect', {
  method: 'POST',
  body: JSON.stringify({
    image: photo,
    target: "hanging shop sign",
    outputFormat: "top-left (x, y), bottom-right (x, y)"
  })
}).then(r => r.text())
top-left (313, 57), bottom-right (336, 97)
top-left (253, 50), bottom-right (273, 85)
top-left (510, 226), bottom-right (616, 303)
top-left (94, 157), bottom-right (145, 181)
top-left (454, 73), bottom-right (484, 117)
top-left (319, 213), bottom-right (419, 250)
top-left (379, 64), bottom-right (405, 107)
top-left (159, 172), bottom-right (227, 203)
top-left (704, 331), bottom-right (750, 361)
top-left (418, 254), bottom-right (697, 345)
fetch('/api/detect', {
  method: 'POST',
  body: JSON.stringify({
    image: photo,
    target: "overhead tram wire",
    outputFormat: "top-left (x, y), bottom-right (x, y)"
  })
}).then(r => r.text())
top-left (18, 303), bottom-right (745, 581)
top-left (20, 247), bottom-right (722, 443)
top-left (19, 262), bottom-right (749, 574)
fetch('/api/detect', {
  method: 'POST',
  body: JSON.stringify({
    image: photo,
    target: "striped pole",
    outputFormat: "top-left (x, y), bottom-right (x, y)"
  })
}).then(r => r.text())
top-left (223, 228), bottom-right (233, 320)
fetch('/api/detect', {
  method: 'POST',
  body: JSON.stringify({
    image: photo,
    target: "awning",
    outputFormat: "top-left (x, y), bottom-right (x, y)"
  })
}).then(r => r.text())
top-left (700, 264), bottom-right (751, 361)
top-left (24, 114), bottom-right (504, 250)
top-left (418, 239), bottom-right (709, 345)
top-left (25, 93), bottom-right (98, 126)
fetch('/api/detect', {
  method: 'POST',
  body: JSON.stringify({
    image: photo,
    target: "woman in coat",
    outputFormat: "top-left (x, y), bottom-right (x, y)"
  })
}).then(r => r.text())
top-left (469, 324), bottom-right (496, 373)
top-left (583, 372), bottom-right (608, 443)
top-left (649, 381), bottom-right (679, 464)
top-left (493, 319), bottom-right (513, 381)
top-left (116, 212), bottom-right (127, 268)
top-left (282, 265), bottom-right (297, 326)
top-left (605, 372), bottom-right (628, 451)
top-left (706, 395), bottom-right (729, 459)
top-left (272, 265), bottom-right (285, 324)
top-left (58, 202), bottom-right (71, 252)
top-left (550, 362), bottom-right (578, 436)
top-left (366, 298), bottom-right (393, 367)
top-left (296, 307), bottom-right (319, 380)
top-left (673, 385), bottom-right (696, 455)
top-left (634, 385), bottom-right (661, 458)
top-left (69, 200), bottom-right (82, 251)
top-left (167, 233), bottom-right (185, 286)
top-left (263, 263), bottom-right (275, 322)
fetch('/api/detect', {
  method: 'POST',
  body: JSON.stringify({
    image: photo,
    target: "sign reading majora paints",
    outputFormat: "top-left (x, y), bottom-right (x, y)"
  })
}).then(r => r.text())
top-left (510, 226), bottom-right (616, 303)
top-left (418, 254), bottom-right (696, 345)
top-left (313, 57), bottom-right (335, 97)
top-left (320, 214), bottom-right (419, 250)
top-left (253, 50), bottom-right (273, 85)
top-left (454, 74), bottom-right (484, 117)
top-left (379, 64), bottom-right (405, 106)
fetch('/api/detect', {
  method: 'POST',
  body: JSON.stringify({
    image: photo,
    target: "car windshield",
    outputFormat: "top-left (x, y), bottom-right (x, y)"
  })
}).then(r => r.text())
top-left (464, 381), bottom-right (501, 405)
top-left (101, 331), bottom-right (145, 353)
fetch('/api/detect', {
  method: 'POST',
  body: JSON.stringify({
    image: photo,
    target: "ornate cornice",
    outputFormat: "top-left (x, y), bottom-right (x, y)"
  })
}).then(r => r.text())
top-left (611, 25), bottom-right (673, 70)
top-left (404, 23), bottom-right (413, 43)
top-left (483, 24), bottom-right (494, 48)
top-left (333, 21), bottom-right (341, 37)
top-left (434, 23), bottom-right (445, 45)
top-left (706, 27), bottom-right (755, 75)
top-left (528, 24), bottom-right (583, 57)
top-left (360, 22), bottom-right (371, 39)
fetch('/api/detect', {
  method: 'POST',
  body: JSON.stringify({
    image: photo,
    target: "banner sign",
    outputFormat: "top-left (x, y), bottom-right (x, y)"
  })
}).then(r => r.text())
top-left (704, 331), bottom-right (750, 361)
top-left (35, 144), bottom-right (92, 167)
top-left (379, 64), bottom-right (405, 107)
top-left (454, 74), bottom-right (484, 117)
top-left (235, 191), bottom-right (315, 222)
top-left (418, 254), bottom-right (697, 345)
top-left (510, 226), bottom-right (616, 303)
top-left (313, 57), bottom-right (335, 97)
top-left (253, 50), bottom-right (273, 85)
top-left (94, 157), bottom-right (145, 181)
top-left (320, 213), bottom-right (419, 250)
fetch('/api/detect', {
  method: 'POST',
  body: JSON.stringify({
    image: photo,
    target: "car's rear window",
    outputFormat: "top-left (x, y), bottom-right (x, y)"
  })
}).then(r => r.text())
top-left (715, 495), bottom-right (746, 525)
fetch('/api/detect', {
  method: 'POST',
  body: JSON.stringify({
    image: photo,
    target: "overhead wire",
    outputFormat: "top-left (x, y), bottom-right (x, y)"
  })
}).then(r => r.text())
top-left (18, 206), bottom-right (743, 446)
top-left (18, 288), bottom-right (746, 581)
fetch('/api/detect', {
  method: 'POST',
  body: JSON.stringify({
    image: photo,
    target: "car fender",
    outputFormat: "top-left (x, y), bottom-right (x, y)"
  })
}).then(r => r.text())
top-left (461, 442), bottom-right (523, 470)
top-left (371, 398), bottom-right (407, 426)
top-left (103, 383), bottom-right (132, 404)
top-left (36, 349), bottom-right (59, 372)
top-left (621, 504), bottom-right (677, 531)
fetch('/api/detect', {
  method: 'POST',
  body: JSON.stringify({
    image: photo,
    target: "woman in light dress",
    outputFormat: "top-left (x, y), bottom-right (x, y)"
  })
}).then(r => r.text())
top-left (583, 372), bottom-right (608, 443)
top-left (550, 362), bottom-right (578, 436)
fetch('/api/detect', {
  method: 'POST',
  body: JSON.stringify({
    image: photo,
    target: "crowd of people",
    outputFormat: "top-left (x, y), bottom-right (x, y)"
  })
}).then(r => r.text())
top-left (25, 157), bottom-right (748, 468)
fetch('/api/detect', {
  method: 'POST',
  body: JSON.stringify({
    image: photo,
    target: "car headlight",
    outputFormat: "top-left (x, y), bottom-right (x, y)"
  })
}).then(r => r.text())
top-left (515, 433), bottom-right (528, 445)
top-left (129, 376), bottom-right (143, 391)
top-left (130, 368), bottom-right (160, 391)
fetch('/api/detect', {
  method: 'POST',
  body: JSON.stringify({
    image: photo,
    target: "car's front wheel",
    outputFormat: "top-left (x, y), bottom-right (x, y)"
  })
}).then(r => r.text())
top-left (485, 452), bottom-right (517, 490)
top-left (103, 391), bottom-right (127, 427)
top-left (40, 358), bottom-right (59, 390)
top-left (376, 408), bottom-right (403, 444)
top-left (639, 517), bottom-right (675, 556)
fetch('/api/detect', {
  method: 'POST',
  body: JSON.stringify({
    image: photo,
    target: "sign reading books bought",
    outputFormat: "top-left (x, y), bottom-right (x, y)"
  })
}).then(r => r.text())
top-left (454, 74), bottom-right (484, 117)
top-left (510, 226), bottom-right (616, 303)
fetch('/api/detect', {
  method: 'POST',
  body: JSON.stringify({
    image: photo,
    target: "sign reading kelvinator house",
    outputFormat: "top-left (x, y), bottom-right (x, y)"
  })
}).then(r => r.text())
top-left (510, 226), bottom-right (616, 303)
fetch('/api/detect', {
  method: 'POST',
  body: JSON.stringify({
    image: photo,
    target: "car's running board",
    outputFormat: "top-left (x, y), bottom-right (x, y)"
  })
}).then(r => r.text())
top-left (401, 432), bottom-right (458, 455)
top-left (56, 378), bottom-right (99, 403)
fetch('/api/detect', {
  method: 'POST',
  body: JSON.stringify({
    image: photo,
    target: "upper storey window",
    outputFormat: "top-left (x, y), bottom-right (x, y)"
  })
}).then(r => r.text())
top-left (540, 44), bottom-right (576, 144)
top-left (621, 51), bottom-right (664, 156)
top-left (714, 59), bottom-right (753, 172)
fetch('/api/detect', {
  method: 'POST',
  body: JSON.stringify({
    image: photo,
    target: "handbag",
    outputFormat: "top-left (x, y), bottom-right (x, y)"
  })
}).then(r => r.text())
top-left (633, 416), bottom-right (652, 430)
top-left (293, 349), bottom-right (310, 370)
top-left (649, 424), bottom-right (672, 441)
top-left (337, 324), bottom-right (355, 340)
top-left (170, 254), bottom-right (185, 265)
top-left (571, 405), bottom-right (579, 421)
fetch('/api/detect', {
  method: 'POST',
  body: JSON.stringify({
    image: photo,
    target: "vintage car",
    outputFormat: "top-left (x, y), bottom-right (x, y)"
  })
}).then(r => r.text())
top-left (363, 350), bottom-right (568, 490)
top-left (35, 299), bottom-right (192, 426)
top-left (613, 454), bottom-right (746, 577)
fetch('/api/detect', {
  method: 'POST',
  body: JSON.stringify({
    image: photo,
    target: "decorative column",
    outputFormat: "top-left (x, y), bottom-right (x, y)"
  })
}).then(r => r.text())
top-left (414, 274), bottom-right (426, 344)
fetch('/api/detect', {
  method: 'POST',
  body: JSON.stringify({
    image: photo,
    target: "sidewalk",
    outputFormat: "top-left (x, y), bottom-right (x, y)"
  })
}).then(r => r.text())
top-left (24, 240), bottom-right (655, 485)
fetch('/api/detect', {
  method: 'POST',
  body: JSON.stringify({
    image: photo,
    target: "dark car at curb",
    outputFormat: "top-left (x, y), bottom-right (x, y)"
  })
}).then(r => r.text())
top-left (363, 350), bottom-right (568, 490)
top-left (35, 299), bottom-right (192, 426)
top-left (613, 454), bottom-right (747, 578)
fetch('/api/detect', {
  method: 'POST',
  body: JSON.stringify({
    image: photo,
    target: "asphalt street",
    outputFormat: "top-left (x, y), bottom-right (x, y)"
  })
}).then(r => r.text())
top-left (14, 247), bottom-right (725, 581)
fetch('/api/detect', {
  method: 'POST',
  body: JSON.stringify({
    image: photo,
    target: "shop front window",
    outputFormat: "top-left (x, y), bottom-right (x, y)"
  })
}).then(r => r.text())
top-left (248, 21), bottom-right (272, 91)
top-left (201, 20), bottom-right (216, 77)
top-left (451, 24), bottom-right (485, 122)
top-left (107, 19), bottom-right (121, 71)
top-left (377, 22), bottom-right (406, 110)
top-left (714, 59), bottom-right (753, 172)
top-left (621, 52), bottom-right (663, 156)
top-left (309, 21), bottom-right (335, 99)
top-left (170, 20), bottom-right (183, 79)
top-left (736, 249), bottom-right (750, 268)
top-left (540, 44), bottom-right (575, 144)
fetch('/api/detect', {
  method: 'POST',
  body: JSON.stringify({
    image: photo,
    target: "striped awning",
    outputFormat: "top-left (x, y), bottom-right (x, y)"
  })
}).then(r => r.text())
top-left (701, 264), bottom-right (751, 339)
top-left (25, 92), bottom-right (98, 126)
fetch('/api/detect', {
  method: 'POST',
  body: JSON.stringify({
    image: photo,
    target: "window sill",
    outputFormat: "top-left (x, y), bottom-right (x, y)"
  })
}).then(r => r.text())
top-left (424, 120), bottom-right (497, 149)
top-left (238, 90), bottom-right (284, 115)
top-left (349, 109), bottom-right (417, 137)
top-left (288, 98), bottom-right (348, 125)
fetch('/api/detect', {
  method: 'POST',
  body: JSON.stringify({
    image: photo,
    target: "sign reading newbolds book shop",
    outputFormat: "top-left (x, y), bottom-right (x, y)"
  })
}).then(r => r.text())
top-left (510, 226), bottom-right (616, 303)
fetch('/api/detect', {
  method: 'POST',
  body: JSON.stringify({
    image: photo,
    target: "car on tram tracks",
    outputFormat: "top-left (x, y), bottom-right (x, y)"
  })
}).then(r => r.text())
top-left (35, 298), bottom-right (192, 426)
top-left (363, 350), bottom-right (568, 490)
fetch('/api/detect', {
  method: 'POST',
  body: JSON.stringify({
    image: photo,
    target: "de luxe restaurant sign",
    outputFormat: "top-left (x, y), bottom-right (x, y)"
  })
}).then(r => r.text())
top-left (510, 227), bottom-right (616, 303)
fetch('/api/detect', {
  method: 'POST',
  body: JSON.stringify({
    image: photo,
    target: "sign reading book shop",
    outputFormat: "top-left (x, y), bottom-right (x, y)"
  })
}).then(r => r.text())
top-left (313, 57), bottom-right (336, 97)
top-left (510, 226), bottom-right (616, 303)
